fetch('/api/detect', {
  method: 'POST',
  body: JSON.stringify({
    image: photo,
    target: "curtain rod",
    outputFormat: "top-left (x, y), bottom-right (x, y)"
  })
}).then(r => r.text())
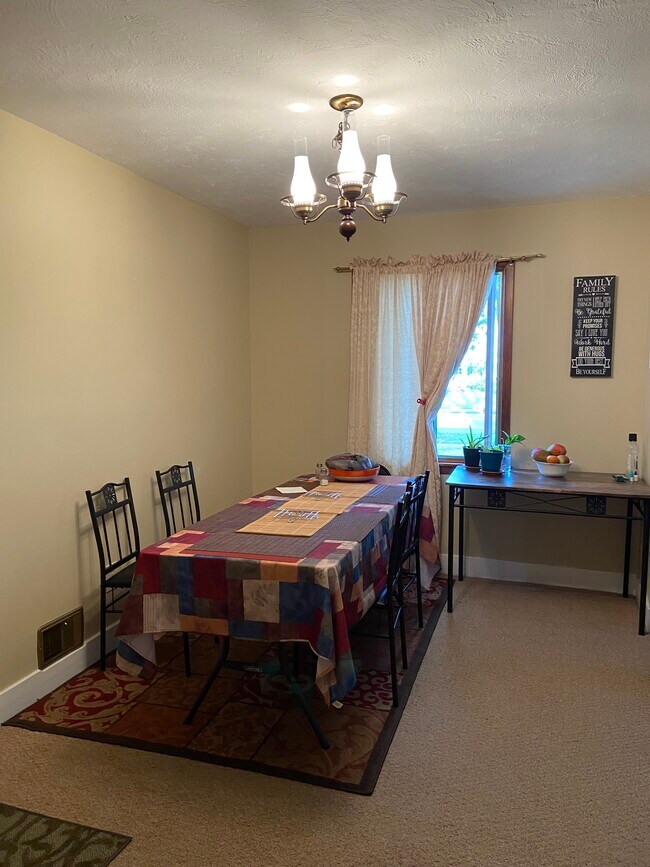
top-left (333, 253), bottom-right (545, 273)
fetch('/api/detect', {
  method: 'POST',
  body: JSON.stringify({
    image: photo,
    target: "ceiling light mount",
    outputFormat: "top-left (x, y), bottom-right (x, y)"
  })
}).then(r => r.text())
top-left (329, 93), bottom-right (364, 112)
top-left (281, 94), bottom-right (406, 241)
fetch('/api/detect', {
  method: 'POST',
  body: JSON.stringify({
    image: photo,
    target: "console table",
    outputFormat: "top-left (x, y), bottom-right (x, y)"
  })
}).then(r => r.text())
top-left (445, 467), bottom-right (650, 635)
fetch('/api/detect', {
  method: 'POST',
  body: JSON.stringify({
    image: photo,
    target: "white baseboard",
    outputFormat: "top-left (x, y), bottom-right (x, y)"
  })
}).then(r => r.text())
top-left (0, 622), bottom-right (118, 724)
top-left (452, 554), bottom-right (638, 597)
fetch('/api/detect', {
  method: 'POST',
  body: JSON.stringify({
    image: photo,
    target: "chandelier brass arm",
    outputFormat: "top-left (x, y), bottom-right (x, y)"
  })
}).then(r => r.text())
top-left (355, 202), bottom-right (390, 222)
top-left (300, 202), bottom-right (340, 224)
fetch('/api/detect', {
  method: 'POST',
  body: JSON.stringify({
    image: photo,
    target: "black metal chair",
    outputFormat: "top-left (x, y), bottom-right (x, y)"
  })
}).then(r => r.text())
top-left (155, 461), bottom-right (201, 536)
top-left (155, 462), bottom-right (202, 675)
top-left (355, 487), bottom-right (413, 707)
top-left (86, 478), bottom-right (141, 672)
top-left (381, 488), bottom-right (413, 706)
top-left (401, 471), bottom-right (430, 629)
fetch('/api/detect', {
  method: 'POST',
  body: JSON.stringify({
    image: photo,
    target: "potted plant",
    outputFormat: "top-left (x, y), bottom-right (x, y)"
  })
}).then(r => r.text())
top-left (499, 431), bottom-right (526, 474)
top-left (479, 444), bottom-right (504, 474)
top-left (460, 427), bottom-right (486, 470)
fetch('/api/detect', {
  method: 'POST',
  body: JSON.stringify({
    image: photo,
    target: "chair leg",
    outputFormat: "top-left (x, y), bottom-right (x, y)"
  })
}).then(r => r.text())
top-left (385, 587), bottom-right (399, 708)
top-left (397, 578), bottom-right (408, 670)
top-left (415, 551), bottom-right (424, 629)
top-left (182, 632), bottom-right (192, 677)
top-left (100, 584), bottom-right (107, 672)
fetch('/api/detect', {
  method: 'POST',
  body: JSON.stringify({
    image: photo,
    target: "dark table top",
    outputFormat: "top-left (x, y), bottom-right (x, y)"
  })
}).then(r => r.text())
top-left (445, 466), bottom-right (650, 499)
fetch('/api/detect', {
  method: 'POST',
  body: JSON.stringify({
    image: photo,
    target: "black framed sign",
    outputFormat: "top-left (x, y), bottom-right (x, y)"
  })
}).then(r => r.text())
top-left (570, 275), bottom-right (616, 377)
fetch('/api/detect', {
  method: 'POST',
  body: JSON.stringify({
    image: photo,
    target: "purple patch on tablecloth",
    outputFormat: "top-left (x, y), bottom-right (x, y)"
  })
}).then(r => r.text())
top-left (305, 540), bottom-right (341, 559)
top-left (240, 496), bottom-right (288, 509)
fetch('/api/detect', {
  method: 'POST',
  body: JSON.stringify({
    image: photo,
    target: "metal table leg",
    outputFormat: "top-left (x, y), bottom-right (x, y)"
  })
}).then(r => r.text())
top-left (458, 488), bottom-right (465, 583)
top-left (639, 499), bottom-right (649, 636)
top-left (623, 498), bottom-right (633, 597)
top-left (185, 636), bottom-right (230, 724)
top-left (447, 484), bottom-right (455, 613)
top-left (279, 646), bottom-right (330, 749)
top-left (184, 637), bottom-right (331, 749)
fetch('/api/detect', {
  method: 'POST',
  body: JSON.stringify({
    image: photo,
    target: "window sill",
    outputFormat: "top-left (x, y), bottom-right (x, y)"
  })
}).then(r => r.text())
top-left (438, 458), bottom-right (463, 475)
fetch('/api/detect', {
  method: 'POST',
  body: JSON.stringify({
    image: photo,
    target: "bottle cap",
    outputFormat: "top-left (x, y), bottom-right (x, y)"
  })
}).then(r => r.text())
top-left (629, 433), bottom-right (637, 442)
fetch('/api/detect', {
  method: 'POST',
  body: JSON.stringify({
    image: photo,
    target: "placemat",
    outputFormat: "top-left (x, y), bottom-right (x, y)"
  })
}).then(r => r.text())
top-left (238, 507), bottom-right (336, 537)
top-left (283, 483), bottom-right (373, 515)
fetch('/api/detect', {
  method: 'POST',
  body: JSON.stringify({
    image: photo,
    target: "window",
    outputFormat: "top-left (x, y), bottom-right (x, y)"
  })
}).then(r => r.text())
top-left (433, 264), bottom-right (513, 462)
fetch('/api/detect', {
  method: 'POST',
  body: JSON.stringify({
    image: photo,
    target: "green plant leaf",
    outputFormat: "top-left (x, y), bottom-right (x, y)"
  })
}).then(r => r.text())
top-left (460, 425), bottom-right (487, 449)
top-left (501, 431), bottom-right (526, 445)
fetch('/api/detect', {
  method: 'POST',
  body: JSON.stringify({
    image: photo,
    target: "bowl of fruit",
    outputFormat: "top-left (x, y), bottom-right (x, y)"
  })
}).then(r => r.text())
top-left (531, 444), bottom-right (572, 476)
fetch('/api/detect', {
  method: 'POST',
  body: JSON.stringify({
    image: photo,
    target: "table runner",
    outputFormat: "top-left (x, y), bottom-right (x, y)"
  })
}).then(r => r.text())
top-left (116, 477), bottom-right (436, 702)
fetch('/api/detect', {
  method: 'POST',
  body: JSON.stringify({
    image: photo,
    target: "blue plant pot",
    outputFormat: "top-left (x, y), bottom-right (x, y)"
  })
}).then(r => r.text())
top-left (479, 450), bottom-right (504, 473)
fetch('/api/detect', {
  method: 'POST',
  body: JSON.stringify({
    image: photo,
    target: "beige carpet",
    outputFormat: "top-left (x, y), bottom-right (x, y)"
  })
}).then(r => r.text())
top-left (1, 579), bottom-right (648, 867)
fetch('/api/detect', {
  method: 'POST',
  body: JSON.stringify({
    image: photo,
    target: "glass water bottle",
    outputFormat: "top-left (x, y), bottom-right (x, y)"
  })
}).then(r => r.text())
top-left (627, 433), bottom-right (639, 482)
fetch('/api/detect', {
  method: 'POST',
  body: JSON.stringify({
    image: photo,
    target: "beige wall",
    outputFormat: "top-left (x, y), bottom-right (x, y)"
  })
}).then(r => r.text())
top-left (250, 197), bottom-right (650, 580)
top-left (0, 110), bottom-right (252, 691)
top-left (3, 106), bottom-right (648, 692)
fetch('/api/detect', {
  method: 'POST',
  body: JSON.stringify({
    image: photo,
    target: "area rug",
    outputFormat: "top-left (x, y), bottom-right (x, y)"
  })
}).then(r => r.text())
top-left (0, 803), bottom-right (130, 866)
top-left (6, 578), bottom-right (446, 795)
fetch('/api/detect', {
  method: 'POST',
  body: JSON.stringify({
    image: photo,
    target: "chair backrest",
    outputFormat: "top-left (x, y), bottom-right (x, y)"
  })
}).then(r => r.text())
top-left (386, 488), bottom-right (413, 591)
top-left (403, 470), bottom-right (430, 558)
top-left (155, 461), bottom-right (201, 537)
top-left (378, 464), bottom-right (392, 476)
top-left (85, 478), bottom-right (140, 579)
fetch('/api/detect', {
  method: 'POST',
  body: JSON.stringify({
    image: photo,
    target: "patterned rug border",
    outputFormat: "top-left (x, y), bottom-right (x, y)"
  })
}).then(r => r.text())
top-left (0, 801), bottom-right (131, 865)
top-left (5, 584), bottom-right (447, 796)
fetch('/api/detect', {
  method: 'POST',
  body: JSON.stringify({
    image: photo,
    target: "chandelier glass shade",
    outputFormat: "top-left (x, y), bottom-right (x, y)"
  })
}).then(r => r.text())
top-left (280, 94), bottom-right (407, 241)
top-left (290, 156), bottom-right (316, 205)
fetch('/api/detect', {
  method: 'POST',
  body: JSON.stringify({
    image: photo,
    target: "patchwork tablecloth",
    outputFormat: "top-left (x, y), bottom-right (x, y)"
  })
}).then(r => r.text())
top-left (116, 476), bottom-right (437, 703)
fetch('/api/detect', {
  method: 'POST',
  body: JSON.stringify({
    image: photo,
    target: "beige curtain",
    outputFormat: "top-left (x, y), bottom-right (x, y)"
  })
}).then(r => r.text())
top-left (348, 253), bottom-right (496, 542)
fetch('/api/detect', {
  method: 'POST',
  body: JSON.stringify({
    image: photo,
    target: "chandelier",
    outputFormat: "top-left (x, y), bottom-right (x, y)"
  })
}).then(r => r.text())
top-left (280, 94), bottom-right (407, 241)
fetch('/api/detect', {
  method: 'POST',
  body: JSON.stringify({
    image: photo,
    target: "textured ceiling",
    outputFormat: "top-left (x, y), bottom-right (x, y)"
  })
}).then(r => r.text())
top-left (1, 0), bottom-right (649, 226)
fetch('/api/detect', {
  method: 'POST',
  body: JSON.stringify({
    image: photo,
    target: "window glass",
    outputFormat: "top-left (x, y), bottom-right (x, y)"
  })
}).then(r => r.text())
top-left (433, 271), bottom-right (503, 457)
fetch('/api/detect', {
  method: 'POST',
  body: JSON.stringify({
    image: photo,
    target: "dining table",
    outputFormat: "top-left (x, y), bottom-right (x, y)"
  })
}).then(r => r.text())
top-left (115, 473), bottom-right (437, 748)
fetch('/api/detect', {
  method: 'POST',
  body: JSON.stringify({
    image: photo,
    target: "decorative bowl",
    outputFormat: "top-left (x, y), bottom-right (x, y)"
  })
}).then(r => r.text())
top-left (328, 466), bottom-right (380, 482)
top-left (534, 460), bottom-right (572, 477)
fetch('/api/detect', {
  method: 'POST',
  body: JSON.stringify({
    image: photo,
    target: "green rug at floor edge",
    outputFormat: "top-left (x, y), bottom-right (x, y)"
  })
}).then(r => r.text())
top-left (0, 803), bottom-right (131, 866)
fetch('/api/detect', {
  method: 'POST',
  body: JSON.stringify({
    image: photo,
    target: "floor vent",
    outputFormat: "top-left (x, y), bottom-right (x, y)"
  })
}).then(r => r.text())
top-left (37, 608), bottom-right (84, 669)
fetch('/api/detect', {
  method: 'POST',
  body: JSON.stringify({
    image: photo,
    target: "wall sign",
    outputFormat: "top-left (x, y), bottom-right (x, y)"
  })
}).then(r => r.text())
top-left (570, 275), bottom-right (616, 378)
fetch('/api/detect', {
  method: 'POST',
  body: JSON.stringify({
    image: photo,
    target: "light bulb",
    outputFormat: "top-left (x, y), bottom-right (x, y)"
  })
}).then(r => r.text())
top-left (372, 136), bottom-right (398, 204)
top-left (337, 129), bottom-right (366, 187)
